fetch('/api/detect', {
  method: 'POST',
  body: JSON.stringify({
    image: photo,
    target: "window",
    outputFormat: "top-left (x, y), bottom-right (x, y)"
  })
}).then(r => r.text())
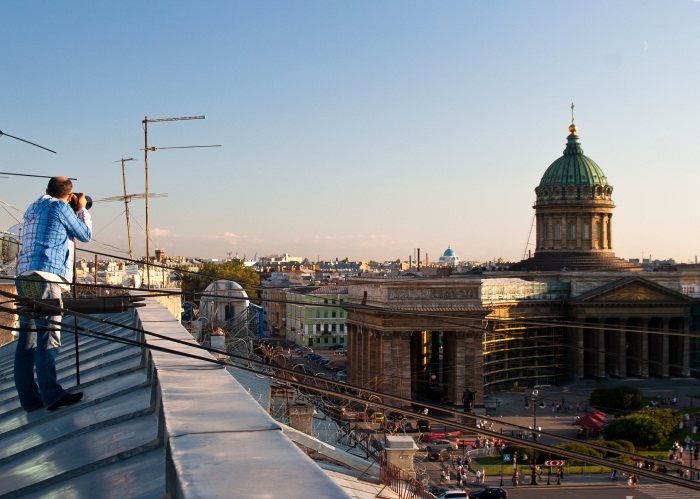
top-left (582, 222), bottom-right (590, 240)
top-left (332, 311), bottom-right (336, 318)
top-left (324, 310), bottom-right (328, 318)
top-left (340, 324), bottom-right (345, 332)
top-left (554, 222), bottom-right (561, 240)
top-left (568, 222), bottom-right (575, 240)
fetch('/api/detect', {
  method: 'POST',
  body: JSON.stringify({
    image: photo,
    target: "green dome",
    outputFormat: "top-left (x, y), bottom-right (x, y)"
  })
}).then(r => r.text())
top-left (538, 126), bottom-right (609, 189)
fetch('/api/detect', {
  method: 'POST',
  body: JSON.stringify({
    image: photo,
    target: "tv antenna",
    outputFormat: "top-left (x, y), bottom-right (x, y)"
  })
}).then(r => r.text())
top-left (0, 129), bottom-right (56, 154)
top-left (93, 157), bottom-right (168, 262)
top-left (141, 115), bottom-right (221, 288)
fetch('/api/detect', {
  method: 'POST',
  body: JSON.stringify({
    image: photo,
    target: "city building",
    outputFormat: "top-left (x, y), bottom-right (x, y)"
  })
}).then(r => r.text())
top-left (285, 286), bottom-right (349, 349)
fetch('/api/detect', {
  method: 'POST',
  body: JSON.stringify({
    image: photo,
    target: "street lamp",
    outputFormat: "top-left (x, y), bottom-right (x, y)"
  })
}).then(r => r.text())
top-left (525, 389), bottom-right (546, 485)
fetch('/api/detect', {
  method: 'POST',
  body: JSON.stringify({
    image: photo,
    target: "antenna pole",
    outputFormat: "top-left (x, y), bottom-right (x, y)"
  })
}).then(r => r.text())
top-left (141, 115), bottom-right (209, 289)
top-left (143, 117), bottom-right (150, 288)
top-left (119, 158), bottom-right (136, 262)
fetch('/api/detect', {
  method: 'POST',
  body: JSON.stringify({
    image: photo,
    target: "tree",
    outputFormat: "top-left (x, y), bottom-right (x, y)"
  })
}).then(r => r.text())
top-left (603, 413), bottom-right (668, 450)
top-left (177, 261), bottom-right (260, 303)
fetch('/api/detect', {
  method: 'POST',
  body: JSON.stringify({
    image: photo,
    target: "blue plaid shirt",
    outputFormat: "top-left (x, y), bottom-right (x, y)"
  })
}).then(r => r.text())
top-left (17, 195), bottom-right (92, 280)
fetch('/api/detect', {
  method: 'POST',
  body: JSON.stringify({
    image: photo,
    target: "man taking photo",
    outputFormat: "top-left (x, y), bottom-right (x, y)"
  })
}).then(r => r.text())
top-left (14, 176), bottom-right (92, 412)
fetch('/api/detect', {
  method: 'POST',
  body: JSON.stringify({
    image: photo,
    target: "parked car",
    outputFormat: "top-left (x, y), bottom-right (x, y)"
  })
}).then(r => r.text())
top-left (424, 439), bottom-right (458, 453)
top-left (435, 491), bottom-right (467, 499)
top-left (399, 421), bottom-right (416, 433)
top-left (329, 345), bottom-right (346, 350)
top-left (387, 411), bottom-right (406, 421)
top-left (417, 419), bottom-right (431, 433)
top-left (468, 487), bottom-right (508, 499)
top-left (372, 412), bottom-right (385, 423)
top-left (428, 449), bottom-right (453, 462)
top-left (333, 349), bottom-right (347, 355)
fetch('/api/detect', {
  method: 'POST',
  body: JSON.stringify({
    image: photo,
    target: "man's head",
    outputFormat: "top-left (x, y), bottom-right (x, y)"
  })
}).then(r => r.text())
top-left (46, 176), bottom-right (73, 200)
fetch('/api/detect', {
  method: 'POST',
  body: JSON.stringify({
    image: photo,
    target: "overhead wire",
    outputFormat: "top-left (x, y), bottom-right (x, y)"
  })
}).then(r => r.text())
top-left (1, 288), bottom-right (700, 491)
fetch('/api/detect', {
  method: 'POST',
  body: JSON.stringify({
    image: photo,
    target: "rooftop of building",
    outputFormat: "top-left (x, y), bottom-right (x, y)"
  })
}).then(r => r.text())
top-left (0, 292), bottom-right (351, 498)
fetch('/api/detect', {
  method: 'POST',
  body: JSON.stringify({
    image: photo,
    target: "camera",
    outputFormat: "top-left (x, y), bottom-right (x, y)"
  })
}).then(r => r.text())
top-left (69, 192), bottom-right (92, 213)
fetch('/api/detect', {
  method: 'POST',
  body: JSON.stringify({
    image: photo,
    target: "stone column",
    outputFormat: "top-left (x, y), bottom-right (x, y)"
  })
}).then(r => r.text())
top-left (382, 331), bottom-right (395, 399)
top-left (451, 331), bottom-right (467, 407)
top-left (640, 319), bottom-right (649, 378)
top-left (398, 332), bottom-right (413, 404)
top-left (683, 320), bottom-right (691, 377)
top-left (570, 325), bottom-right (584, 378)
top-left (561, 214), bottom-right (567, 247)
top-left (410, 332), bottom-right (423, 395)
top-left (576, 215), bottom-right (582, 248)
top-left (602, 215), bottom-right (609, 250)
top-left (348, 324), bottom-right (358, 385)
top-left (465, 330), bottom-right (483, 407)
top-left (443, 331), bottom-right (455, 405)
top-left (616, 327), bottom-right (627, 378)
top-left (661, 319), bottom-right (670, 378)
top-left (594, 320), bottom-right (605, 379)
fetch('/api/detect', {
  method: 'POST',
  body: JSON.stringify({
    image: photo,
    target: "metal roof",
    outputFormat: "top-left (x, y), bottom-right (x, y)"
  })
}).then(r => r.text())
top-left (0, 294), bottom-right (350, 498)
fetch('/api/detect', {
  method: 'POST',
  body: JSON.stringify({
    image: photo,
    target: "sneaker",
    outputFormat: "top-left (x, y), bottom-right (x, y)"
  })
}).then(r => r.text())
top-left (47, 392), bottom-right (84, 411)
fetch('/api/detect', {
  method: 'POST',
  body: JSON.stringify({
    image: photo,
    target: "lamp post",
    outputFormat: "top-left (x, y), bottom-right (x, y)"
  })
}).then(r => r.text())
top-left (500, 446), bottom-right (504, 486)
top-left (526, 389), bottom-right (546, 485)
top-left (513, 450), bottom-right (518, 487)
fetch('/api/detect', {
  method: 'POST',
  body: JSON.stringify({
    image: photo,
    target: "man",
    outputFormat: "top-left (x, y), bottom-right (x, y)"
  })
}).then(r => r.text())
top-left (14, 176), bottom-right (92, 412)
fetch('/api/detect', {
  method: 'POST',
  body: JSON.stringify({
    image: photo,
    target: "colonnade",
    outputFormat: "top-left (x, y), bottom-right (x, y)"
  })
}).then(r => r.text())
top-left (567, 315), bottom-right (690, 379)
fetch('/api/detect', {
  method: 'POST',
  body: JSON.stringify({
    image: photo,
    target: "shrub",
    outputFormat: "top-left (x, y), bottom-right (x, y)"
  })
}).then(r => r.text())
top-left (612, 440), bottom-right (635, 453)
top-left (503, 445), bottom-right (535, 464)
top-left (553, 442), bottom-right (603, 464)
top-left (599, 440), bottom-right (627, 460)
top-left (589, 385), bottom-right (644, 413)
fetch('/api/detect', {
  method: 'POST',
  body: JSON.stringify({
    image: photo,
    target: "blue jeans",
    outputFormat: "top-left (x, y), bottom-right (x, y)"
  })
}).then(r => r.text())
top-left (14, 274), bottom-right (67, 411)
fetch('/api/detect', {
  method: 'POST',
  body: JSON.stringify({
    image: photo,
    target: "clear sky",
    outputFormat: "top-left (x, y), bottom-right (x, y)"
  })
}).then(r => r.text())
top-left (1, 1), bottom-right (699, 264)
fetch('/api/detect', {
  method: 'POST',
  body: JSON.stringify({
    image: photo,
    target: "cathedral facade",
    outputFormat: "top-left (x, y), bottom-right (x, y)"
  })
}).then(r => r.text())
top-left (344, 120), bottom-right (698, 410)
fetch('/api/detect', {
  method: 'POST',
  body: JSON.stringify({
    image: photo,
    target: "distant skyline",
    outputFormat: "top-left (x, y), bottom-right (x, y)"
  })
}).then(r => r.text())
top-left (2, 1), bottom-right (699, 264)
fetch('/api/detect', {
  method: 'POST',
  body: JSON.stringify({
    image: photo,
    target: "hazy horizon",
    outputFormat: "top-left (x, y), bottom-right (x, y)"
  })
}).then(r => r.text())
top-left (2, 1), bottom-right (699, 264)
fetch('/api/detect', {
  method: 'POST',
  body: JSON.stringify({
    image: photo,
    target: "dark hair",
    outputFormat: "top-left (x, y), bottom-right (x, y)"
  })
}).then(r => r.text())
top-left (46, 177), bottom-right (73, 198)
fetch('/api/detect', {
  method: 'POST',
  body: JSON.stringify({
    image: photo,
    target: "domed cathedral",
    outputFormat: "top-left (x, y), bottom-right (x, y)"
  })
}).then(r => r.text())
top-left (438, 245), bottom-right (460, 266)
top-left (512, 116), bottom-right (635, 271)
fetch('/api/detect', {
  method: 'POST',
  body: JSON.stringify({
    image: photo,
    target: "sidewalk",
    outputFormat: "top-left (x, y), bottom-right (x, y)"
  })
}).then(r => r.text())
top-left (481, 377), bottom-right (700, 443)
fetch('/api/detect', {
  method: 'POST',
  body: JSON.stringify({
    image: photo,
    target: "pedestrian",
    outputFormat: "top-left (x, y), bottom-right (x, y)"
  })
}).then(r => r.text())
top-left (440, 470), bottom-right (446, 482)
top-left (452, 454), bottom-right (457, 468)
top-left (475, 469), bottom-right (481, 484)
top-left (13, 177), bottom-right (92, 413)
top-left (461, 471), bottom-right (467, 486)
top-left (481, 467), bottom-right (486, 483)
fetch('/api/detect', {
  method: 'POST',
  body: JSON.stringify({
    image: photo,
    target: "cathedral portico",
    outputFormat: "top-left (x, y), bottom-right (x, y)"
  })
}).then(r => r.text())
top-left (345, 280), bottom-right (489, 409)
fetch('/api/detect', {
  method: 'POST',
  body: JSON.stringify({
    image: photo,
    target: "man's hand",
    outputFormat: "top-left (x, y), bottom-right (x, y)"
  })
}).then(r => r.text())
top-left (69, 192), bottom-right (88, 212)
